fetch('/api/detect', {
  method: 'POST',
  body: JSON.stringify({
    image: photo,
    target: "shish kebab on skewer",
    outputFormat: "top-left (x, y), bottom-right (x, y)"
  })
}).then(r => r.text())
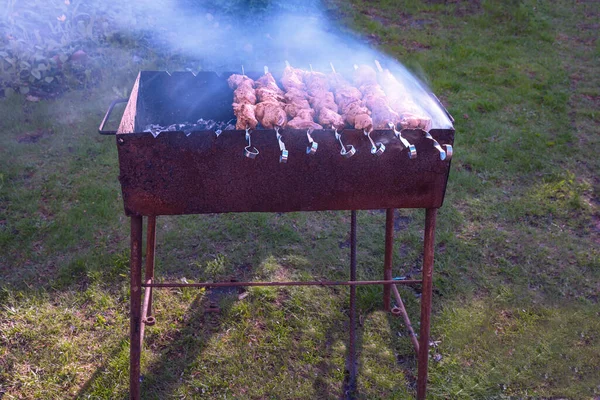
top-left (255, 66), bottom-right (289, 162)
top-left (328, 64), bottom-right (373, 133)
top-left (254, 67), bottom-right (288, 129)
top-left (374, 60), bottom-right (432, 131)
top-left (353, 64), bottom-right (401, 130)
top-left (228, 65), bottom-right (445, 158)
top-left (351, 64), bottom-right (390, 154)
top-left (281, 63), bottom-right (323, 130)
top-left (303, 66), bottom-right (345, 130)
top-left (227, 73), bottom-right (258, 130)
top-left (372, 61), bottom-right (448, 159)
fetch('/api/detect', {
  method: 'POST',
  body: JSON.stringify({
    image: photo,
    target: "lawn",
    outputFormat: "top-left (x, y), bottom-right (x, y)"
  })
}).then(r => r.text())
top-left (1, 0), bottom-right (599, 399)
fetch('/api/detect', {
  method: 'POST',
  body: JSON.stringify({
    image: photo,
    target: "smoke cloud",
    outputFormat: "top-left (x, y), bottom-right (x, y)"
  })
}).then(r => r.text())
top-left (3, 0), bottom-right (452, 128)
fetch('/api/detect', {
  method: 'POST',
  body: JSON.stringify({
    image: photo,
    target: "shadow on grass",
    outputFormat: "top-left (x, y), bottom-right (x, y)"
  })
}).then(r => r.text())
top-left (139, 293), bottom-right (219, 398)
top-left (74, 292), bottom-right (220, 399)
top-left (70, 211), bottom-right (428, 399)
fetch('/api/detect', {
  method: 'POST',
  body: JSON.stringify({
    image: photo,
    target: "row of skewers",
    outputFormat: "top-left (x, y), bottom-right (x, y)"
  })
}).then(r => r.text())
top-left (228, 61), bottom-right (451, 162)
top-left (228, 61), bottom-right (433, 132)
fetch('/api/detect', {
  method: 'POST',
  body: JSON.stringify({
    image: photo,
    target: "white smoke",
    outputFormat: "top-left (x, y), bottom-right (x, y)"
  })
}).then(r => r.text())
top-left (130, 2), bottom-right (454, 129)
top-left (4, 0), bottom-right (453, 128)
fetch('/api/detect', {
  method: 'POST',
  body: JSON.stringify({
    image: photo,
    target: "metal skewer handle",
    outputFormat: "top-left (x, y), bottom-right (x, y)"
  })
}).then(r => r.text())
top-left (306, 130), bottom-right (318, 155)
top-left (424, 132), bottom-right (447, 160)
top-left (443, 144), bottom-right (453, 160)
top-left (275, 128), bottom-right (288, 163)
top-left (365, 129), bottom-right (386, 156)
top-left (244, 128), bottom-right (259, 159)
top-left (335, 129), bottom-right (356, 158)
top-left (388, 122), bottom-right (417, 159)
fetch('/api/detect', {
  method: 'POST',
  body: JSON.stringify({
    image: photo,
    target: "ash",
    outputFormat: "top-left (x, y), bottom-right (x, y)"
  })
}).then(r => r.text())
top-left (144, 118), bottom-right (236, 137)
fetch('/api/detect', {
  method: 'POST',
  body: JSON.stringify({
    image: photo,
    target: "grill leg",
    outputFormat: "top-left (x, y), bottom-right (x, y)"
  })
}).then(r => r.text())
top-left (346, 210), bottom-right (358, 398)
top-left (383, 209), bottom-right (394, 311)
top-left (145, 216), bottom-right (157, 317)
top-left (417, 208), bottom-right (437, 400)
top-left (129, 216), bottom-right (143, 400)
top-left (140, 216), bottom-right (157, 348)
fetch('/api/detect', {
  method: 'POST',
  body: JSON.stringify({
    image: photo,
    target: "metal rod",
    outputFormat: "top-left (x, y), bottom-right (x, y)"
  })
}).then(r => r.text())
top-left (391, 285), bottom-right (419, 353)
top-left (417, 208), bottom-right (437, 400)
top-left (383, 209), bottom-right (394, 311)
top-left (348, 210), bottom-right (358, 397)
top-left (145, 216), bottom-right (156, 317)
top-left (140, 279), bottom-right (152, 348)
top-left (129, 216), bottom-right (143, 400)
top-left (142, 279), bottom-right (422, 288)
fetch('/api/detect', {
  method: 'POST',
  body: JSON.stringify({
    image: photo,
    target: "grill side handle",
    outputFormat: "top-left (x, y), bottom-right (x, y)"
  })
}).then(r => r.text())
top-left (99, 98), bottom-right (128, 135)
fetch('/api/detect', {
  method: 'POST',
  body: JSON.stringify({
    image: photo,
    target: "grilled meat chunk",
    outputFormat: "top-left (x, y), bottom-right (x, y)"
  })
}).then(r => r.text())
top-left (228, 74), bottom-right (258, 130)
top-left (281, 66), bottom-right (306, 91)
top-left (354, 65), bottom-right (400, 129)
top-left (255, 101), bottom-right (287, 129)
top-left (318, 107), bottom-right (345, 130)
top-left (253, 72), bottom-right (288, 128)
top-left (232, 103), bottom-right (258, 130)
top-left (255, 72), bottom-right (284, 96)
top-left (328, 72), bottom-right (372, 131)
top-left (279, 65), bottom-right (323, 130)
top-left (305, 70), bottom-right (344, 129)
top-left (286, 119), bottom-right (323, 130)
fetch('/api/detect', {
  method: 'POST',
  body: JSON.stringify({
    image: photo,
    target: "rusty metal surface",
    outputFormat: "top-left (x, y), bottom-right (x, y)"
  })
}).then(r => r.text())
top-left (346, 210), bottom-right (358, 397)
top-left (383, 209), bottom-right (394, 311)
top-left (116, 128), bottom-right (453, 215)
top-left (142, 278), bottom-right (422, 288)
top-left (391, 284), bottom-right (419, 353)
top-left (129, 216), bottom-right (143, 400)
top-left (144, 216), bottom-right (156, 316)
top-left (417, 208), bottom-right (436, 400)
top-left (112, 70), bottom-right (454, 216)
top-left (140, 279), bottom-right (152, 348)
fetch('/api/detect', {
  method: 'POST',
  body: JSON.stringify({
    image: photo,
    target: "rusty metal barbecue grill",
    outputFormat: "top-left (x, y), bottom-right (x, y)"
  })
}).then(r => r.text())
top-left (99, 69), bottom-right (455, 400)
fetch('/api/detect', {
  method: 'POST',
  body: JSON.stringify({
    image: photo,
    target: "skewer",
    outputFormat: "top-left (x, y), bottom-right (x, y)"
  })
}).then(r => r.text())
top-left (388, 122), bottom-right (417, 159)
top-left (444, 144), bottom-right (453, 160)
top-left (241, 65), bottom-right (245, 77)
top-left (244, 127), bottom-right (259, 159)
top-left (275, 126), bottom-right (288, 163)
top-left (364, 129), bottom-right (386, 156)
top-left (309, 64), bottom-right (314, 72)
top-left (330, 62), bottom-right (336, 74)
top-left (374, 59), bottom-right (383, 72)
top-left (285, 60), bottom-right (291, 68)
top-left (264, 66), bottom-right (269, 74)
top-left (424, 132), bottom-right (447, 160)
top-left (306, 129), bottom-right (318, 155)
top-left (335, 128), bottom-right (356, 158)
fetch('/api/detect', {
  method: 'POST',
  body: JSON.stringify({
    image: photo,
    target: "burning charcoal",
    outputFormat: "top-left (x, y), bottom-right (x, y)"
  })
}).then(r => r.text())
top-left (143, 124), bottom-right (164, 138)
top-left (145, 119), bottom-right (233, 134)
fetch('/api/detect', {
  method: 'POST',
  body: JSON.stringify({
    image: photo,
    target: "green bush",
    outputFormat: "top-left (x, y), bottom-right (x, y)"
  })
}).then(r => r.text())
top-left (0, 0), bottom-right (150, 96)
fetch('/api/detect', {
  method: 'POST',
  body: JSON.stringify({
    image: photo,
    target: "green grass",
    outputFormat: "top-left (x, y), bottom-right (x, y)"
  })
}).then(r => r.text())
top-left (1, 0), bottom-right (599, 398)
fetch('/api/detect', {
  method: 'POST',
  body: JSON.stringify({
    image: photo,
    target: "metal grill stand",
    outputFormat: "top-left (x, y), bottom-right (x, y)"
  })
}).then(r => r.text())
top-left (99, 70), bottom-right (453, 399)
top-left (127, 208), bottom-right (437, 399)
